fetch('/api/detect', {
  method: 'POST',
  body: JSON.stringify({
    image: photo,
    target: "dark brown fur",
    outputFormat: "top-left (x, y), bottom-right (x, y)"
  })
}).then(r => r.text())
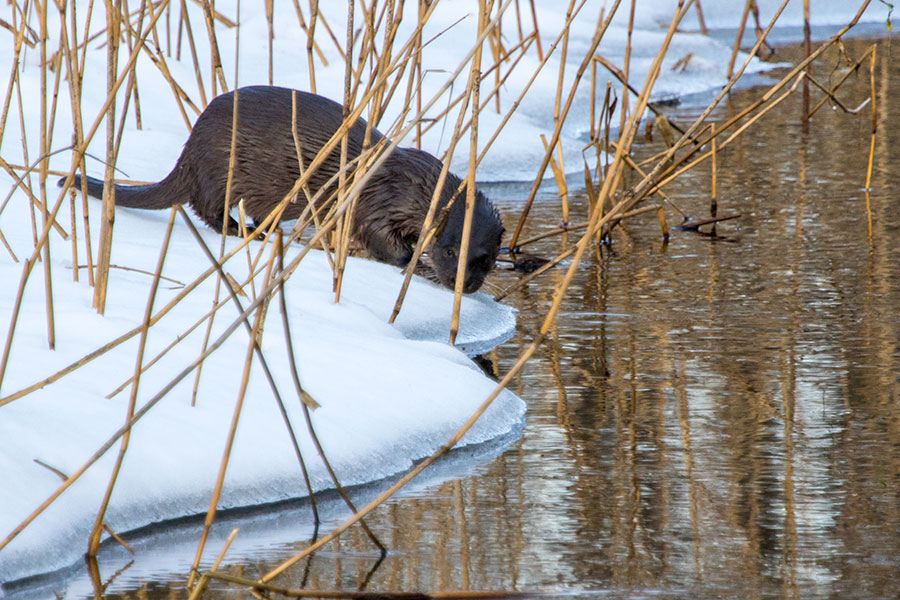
top-left (64, 86), bottom-right (504, 293)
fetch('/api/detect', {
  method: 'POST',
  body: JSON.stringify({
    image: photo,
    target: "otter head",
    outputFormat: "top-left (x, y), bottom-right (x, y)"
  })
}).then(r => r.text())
top-left (429, 186), bottom-right (504, 294)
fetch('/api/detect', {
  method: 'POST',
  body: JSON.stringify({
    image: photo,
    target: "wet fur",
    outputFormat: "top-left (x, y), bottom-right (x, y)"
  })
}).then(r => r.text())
top-left (64, 86), bottom-right (504, 293)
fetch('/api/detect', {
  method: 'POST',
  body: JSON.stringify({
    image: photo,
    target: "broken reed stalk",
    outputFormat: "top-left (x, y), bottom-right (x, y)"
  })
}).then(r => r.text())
top-left (449, 0), bottom-right (488, 346)
top-left (806, 44), bottom-right (875, 119)
top-left (86, 206), bottom-right (178, 557)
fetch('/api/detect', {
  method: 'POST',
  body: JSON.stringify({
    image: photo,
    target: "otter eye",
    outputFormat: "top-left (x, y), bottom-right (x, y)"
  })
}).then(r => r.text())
top-left (443, 247), bottom-right (456, 258)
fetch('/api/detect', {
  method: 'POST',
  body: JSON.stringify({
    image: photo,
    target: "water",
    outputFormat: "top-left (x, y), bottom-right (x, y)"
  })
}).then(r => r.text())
top-left (9, 35), bottom-right (900, 599)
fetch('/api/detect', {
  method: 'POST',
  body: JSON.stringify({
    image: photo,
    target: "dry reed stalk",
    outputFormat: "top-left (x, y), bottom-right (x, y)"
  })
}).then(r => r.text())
top-left (806, 45), bottom-right (875, 119)
top-left (693, 0), bottom-right (708, 34)
top-left (2, 0), bottom-right (168, 394)
top-left (507, 0), bottom-right (624, 251)
top-left (449, 0), bottom-right (488, 346)
top-left (69, 0), bottom-right (96, 285)
top-left (142, 10), bottom-right (203, 125)
top-left (265, 0), bottom-right (273, 83)
top-left (86, 206), bottom-right (178, 557)
top-left (621, 0), bottom-right (635, 136)
top-left (865, 45), bottom-right (877, 192)
top-left (633, 0), bottom-right (791, 174)
top-left (2, 222), bottom-right (326, 553)
top-left (602, 141), bottom-right (687, 218)
top-left (121, 0), bottom-right (145, 131)
top-left (199, 0), bottom-right (227, 95)
top-left (657, 207), bottom-right (669, 241)
top-left (727, 1), bottom-right (752, 79)
top-left (177, 0), bottom-right (208, 107)
top-left (528, 0), bottom-right (543, 60)
top-left (92, 0), bottom-right (121, 314)
top-left (0, 208), bottom-right (268, 410)
top-left (258, 326), bottom-right (542, 583)
top-left (187, 527), bottom-right (239, 600)
top-left (56, 0), bottom-right (83, 281)
top-left (290, 91), bottom-right (335, 270)
top-left (865, 46), bottom-right (877, 239)
top-left (0, 153), bottom-right (71, 237)
top-left (13, 26), bottom-right (38, 249)
top-left (803, 0), bottom-right (811, 126)
top-left (3, 144), bottom-right (421, 551)
top-left (75, 263), bottom-right (184, 287)
top-left (302, 0), bottom-right (320, 93)
top-left (188, 0), bottom-right (234, 26)
top-left (32, 459), bottom-right (134, 553)
top-left (0, 0), bottom-right (30, 153)
top-left (331, 0), bottom-right (356, 302)
top-left (0, 258), bottom-right (33, 393)
top-left (186, 232), bottom-right (275, 590)
top-left (191, 15), bottom-right (242, 406)
top-left (277, 231), bottom-right (390, 551)
top-left (550, 0), bottom-right (576, 224)
top-left (511, 203), bottom-right (662, 251)
top-left (105, 291), bottom-right (228, 399)
top-left (275, 233), bottom-right (320, 525)
top-left (0, 227), bottom-right (15, 262)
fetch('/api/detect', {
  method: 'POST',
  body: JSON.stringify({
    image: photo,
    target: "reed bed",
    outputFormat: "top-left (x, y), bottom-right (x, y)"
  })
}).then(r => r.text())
top-left (0, 0), bottom-right (886, 596)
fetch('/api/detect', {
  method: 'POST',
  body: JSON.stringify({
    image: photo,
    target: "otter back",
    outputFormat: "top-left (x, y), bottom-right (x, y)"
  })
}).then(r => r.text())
top-left (64, 85), bottom-right (504, 292)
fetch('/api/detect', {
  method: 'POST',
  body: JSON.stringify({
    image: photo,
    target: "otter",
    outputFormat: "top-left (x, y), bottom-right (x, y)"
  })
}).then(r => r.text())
top-left (63, 86), bottom-right (504, 293)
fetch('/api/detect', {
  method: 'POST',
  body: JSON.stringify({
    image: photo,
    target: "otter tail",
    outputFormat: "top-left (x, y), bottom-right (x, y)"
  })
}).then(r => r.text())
top-left (59, 174), bottom-right (177, 211)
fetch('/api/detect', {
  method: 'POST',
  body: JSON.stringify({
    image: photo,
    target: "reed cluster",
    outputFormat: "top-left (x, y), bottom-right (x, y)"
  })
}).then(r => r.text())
top-left (0, 0), bottom-right (884, 596)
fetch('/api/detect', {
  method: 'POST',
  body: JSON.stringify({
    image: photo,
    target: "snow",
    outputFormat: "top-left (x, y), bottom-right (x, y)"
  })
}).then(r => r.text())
top-left (0, 0), bottom-right (891, 588)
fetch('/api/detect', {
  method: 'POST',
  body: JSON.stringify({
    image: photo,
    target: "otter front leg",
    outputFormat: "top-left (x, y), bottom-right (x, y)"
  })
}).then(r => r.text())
top-left (361, 228), bottom-right (413, 267)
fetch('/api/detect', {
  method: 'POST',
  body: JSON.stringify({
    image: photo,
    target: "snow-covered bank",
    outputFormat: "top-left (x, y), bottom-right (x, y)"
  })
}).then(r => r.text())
top-left (0, 195), bottom-right (524, 583)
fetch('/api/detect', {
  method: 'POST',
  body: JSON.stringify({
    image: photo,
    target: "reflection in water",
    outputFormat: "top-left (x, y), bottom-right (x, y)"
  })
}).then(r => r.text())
top-left (8, 35), bottom-right (900, 600)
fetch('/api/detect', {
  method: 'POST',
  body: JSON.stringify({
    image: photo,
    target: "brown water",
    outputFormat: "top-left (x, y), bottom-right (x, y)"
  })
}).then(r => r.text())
top-left (12, 35), bottom-right (900, 600)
